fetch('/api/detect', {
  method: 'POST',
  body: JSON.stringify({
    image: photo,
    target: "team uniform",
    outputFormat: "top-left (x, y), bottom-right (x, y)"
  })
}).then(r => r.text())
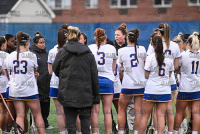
top-left (147, 41), bottom-right (181, 92)
top-left (118, 46), bottom-right (146, 96)
top-left (4, 51), bottom-right (39, 100)
top-left (48, 45), bottom-right (59, 98)
top-left (113, 60), bottom-right (122, 100)
top-left (144, 53), bottom-right (174, 102)
top-left (177, 50), bottom-right (200, 101)
top-left (89, 44), bottom-right (117, 94)
top-left (0, 51), bottom-right (9, 99)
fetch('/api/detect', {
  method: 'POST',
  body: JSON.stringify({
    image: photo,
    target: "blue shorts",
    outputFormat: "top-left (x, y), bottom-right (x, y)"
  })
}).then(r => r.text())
top-left (143, 93), bottom-right (172, 102)
top-left (6, 88), bottom-right (12, 101)
top-left (9, 94), bottom-right (39, 101)
top-left (99, 76), bottom-right (114, 94)
top-left (0, 92), bottom-right (6, 100)
top-left (171, 84), bottom-right (177, 92)
top-left (49, 87), bottom-right (58, 98)
top-left (113, 93), bottom-right (120, 100)
top-left (121, 88), bottom-right (144, 96)
top-left (177, 91), bottom-right (200, 101)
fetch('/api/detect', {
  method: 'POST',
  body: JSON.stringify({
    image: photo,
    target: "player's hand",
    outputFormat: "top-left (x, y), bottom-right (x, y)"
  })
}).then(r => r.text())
top-left (34, 72), bottom-right (39, 78)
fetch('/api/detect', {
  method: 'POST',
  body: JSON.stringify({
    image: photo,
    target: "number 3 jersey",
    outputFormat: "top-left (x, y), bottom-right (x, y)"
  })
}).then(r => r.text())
top-left (144, 53), bottom-right (174, 94)
top-left (89, 44), bottom-right (117, 82)
top-left (4, 51), bottom-right (38, 97)
top-left (179, 50), bottom-right (200, 92)
top-left (118, 46), bottom-right (146, 89)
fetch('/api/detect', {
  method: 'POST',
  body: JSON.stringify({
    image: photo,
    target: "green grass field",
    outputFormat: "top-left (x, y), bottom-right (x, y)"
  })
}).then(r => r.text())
top-left (28, 98), bottom-right (177, 134)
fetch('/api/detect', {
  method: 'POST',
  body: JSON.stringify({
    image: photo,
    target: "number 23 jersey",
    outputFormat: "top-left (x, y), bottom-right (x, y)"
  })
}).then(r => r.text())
top-left (89, 44), bottom-right (117, 82)
top-left (5, 51), bottom-right (38, 97)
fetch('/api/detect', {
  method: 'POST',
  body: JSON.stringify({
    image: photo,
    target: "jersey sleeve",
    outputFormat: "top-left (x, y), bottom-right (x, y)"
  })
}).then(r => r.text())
top-left (169, 59), bottom-right (174, 72)
top-left (48, 50), bottom-right (53, 64)
top-left (144, 55), bottom-right (152, 72)
top-left (33, 54), bottom-right (38, 69)
top-left (142, 46), bottom-right (147, 62)
top-left (146, 43), bottom-right (154, 56)
top-left (112, 46), bottom-right (117, 60)
top-left (118, 49), bottom-right (123, 64)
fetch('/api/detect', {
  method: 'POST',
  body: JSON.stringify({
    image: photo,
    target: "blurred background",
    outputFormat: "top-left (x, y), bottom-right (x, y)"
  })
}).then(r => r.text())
top-left (0, 0), bottom-right (199, 50)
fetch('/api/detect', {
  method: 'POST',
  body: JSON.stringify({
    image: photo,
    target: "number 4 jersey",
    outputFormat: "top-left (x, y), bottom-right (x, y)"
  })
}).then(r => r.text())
top-left (179, 50), bottom-right (200, 92)
top-left (4, 51), bottom-right (38, 97)
top-left (89, 44), bottom-right (117, 82)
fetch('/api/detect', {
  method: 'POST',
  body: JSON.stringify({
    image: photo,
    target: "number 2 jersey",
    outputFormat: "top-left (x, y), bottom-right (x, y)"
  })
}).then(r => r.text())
top-left (179, 50), bottom-right (200, 92)
top-left (89, 44), bottom-right (117, 82)
top-left (118, 46), bottom-right (146, 89)
top-left (4, 51), bottom-right (38, 97)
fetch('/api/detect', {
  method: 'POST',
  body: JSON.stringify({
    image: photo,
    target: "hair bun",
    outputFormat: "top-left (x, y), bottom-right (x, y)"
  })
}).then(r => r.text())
top-left (178, 32), bottom-right (183, 37)
top-left (193, 32), bottom-right (199, 36)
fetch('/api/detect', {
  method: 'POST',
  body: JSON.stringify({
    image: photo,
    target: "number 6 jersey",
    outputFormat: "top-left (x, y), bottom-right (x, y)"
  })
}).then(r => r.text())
top-left (4, 51), bottom-right (38, 97)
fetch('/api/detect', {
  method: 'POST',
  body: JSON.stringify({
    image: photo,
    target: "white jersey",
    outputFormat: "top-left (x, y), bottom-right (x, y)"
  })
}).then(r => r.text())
top-left (0, 51), bottom-right (8, 93)
top-left (89, 44), bottom-right (117, 81)
top-left (147, 41), bottom-right (181, 85)
top-left (118, 46), bottom-right (146, 89)
top-left (4, 51), bottom-right (38, 97)
top-left (113, 60), bottom-right (122, 93)
top-left (48, 45), bottom-right (59, 89)
top-left (179, 50), bottom-right (200, 92)
top-left (144, 53), bottom-right (174, 94)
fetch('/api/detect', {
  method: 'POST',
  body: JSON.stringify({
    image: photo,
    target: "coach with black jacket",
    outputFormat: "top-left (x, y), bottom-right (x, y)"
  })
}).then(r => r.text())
top-left (29, 32), bottom-right (52, 129)
top-left (53, 26), bottom-right (100, 134)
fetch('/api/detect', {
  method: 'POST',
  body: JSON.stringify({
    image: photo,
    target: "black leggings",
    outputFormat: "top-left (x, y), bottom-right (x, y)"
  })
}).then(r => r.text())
top-left (64, 107), bottom-right (91, 134)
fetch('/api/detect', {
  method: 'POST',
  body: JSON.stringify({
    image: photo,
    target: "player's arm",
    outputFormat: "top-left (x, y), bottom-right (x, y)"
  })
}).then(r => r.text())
top-left (174, 58), bottom-right (179, 73)
top-left (34, 68), bottom-right (39, 78)
top-left (119, 63), bottom-right (124, 80)
top-left (48, 64), bottom-right (53, 75)
top-left (145, 71), bottom-right (150, 79)
top-left (112, 59), bottom-right (116, 72)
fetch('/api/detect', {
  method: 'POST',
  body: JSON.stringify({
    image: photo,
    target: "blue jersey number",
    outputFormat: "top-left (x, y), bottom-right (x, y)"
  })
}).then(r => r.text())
top-left (165, 50), bottom-right (171, 55)
top-left (13, 60), bottom-right (28, 74)
top-left (98, 52), bottom-right (105, 65)
top-left (158, 63), bottom-right (166, 76)
top-left (191, 61), bottom-right (199, 74)
top-left (130, 54), bottom-right (137, 67)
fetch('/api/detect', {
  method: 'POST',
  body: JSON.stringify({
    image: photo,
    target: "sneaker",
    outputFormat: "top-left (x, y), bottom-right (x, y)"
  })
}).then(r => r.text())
top-left (46, 125), bottom-right (54, 130)
top-left (163, 125), bottom-right (168, 134)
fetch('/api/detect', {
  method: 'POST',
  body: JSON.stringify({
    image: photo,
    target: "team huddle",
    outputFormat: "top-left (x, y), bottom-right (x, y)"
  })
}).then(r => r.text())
top-left (0, 22), bottom-right (200, 134)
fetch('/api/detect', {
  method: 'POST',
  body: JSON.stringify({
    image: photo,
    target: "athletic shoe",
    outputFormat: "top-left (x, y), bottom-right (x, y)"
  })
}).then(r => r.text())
top-left (46, 125), bottom-right (54, 129)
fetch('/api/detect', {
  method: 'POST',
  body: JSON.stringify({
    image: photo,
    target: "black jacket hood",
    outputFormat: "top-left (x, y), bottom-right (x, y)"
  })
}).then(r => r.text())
top-left (63, 41), bottom-right (91, 55)
top-left (29, 44), bottom-right (46, 53)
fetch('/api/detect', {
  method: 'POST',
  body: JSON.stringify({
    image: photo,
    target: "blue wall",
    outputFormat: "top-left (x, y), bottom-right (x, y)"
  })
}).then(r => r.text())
top-left (0, 21), bottom-right (199, 51)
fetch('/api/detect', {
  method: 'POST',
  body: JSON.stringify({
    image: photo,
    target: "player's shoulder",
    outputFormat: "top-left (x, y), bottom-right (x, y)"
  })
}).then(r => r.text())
top-left (170, 41), bottom-right (179, 50)
top-left (88, 44), bottom-right (96, 48)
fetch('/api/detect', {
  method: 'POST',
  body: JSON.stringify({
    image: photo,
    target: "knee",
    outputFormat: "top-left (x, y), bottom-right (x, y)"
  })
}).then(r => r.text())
top-left (103, 108), bottom-right (111, 115)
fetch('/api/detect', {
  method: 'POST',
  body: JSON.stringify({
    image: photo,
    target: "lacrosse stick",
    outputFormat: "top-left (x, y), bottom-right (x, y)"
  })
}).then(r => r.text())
top-left (0, 92), bottom-right (24, 134)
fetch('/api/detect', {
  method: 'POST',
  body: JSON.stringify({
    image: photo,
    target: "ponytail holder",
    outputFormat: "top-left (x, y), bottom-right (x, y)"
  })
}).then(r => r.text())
top-left (35, 34), bottom-right (40, 37)
top-left (157, 28), bottom-right (164, 31)
top-left (128, 32), bottom-right (134, 35)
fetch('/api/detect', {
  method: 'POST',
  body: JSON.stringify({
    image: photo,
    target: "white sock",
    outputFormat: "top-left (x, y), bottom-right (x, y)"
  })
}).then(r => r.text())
top-left (173, 130), bottom-right (178, 134)
top-left (65, 129), bottom-right (68, 134)
top-left (183, 119), bottom-right (187, 126)
top-left (92, 133), bottom-right (98, 134)
top-left (118, 130), bottom-right (124, 134)
top-left (192, 131), bottom-right (198, 134)
top-left (60, 130), bottom-right (66, 134)
top-left (134, 130), bottom-right (138, 134)
top-left (154, 131), bottom-right (157, 134)
top-left (76, 131), bottom-right (82, 134)
top-left (168, 132), bottom-right (173, 134)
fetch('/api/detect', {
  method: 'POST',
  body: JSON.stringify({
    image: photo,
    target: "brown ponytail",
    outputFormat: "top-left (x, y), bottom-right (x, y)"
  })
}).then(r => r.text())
top-left (94, 28), bottom-right (106, 54)
top-left (16, 32), bottom-right (30, 62)
top-left (127, 29), bottom-right (139, 63)
top-left (0, 36), bottom-right (6, 50)
top-left (158, 23), bottom-right (170, 50)
top-left (152, 36), bottom-right (164, 68)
